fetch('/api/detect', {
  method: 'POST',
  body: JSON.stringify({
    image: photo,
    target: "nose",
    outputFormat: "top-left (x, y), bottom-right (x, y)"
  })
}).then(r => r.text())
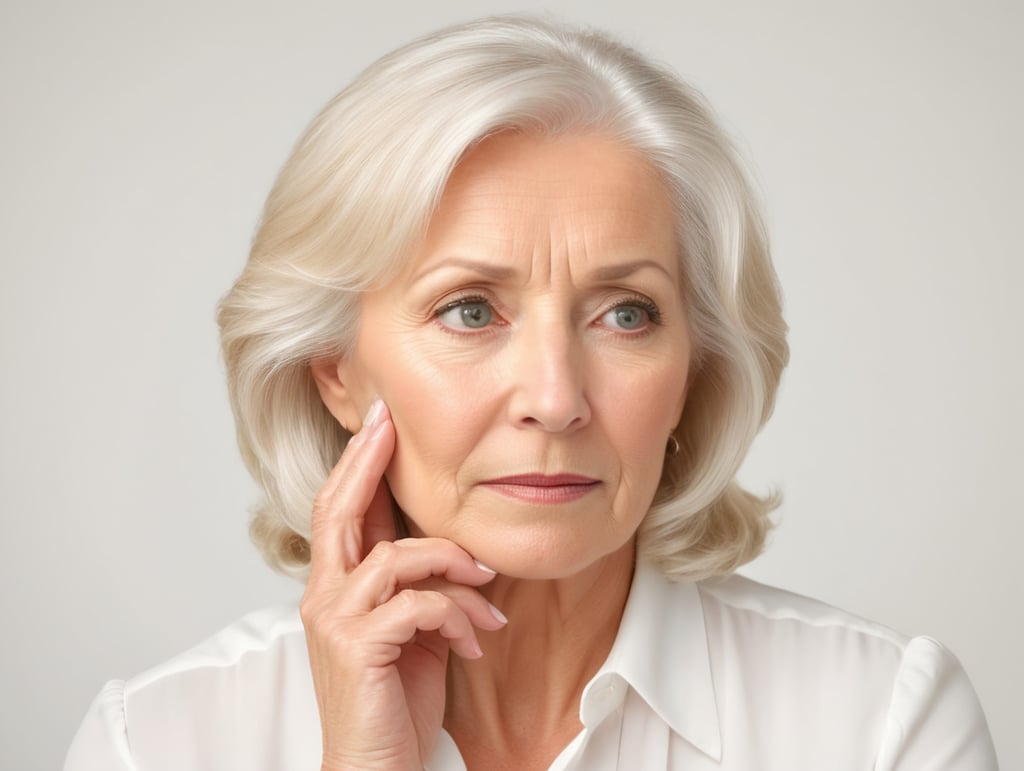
top-left (507, 316), bottom-right (592, 433)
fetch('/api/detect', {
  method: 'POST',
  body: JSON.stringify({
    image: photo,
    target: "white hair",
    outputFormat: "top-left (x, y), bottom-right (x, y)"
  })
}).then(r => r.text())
top-left (218, 14), bottom-right (789, 581)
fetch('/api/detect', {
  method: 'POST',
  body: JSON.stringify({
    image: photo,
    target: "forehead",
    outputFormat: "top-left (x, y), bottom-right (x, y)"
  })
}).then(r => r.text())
top-left (444, 132), bottom-right (670, 217)
top-left (408, 132), bottom-right (679, 272)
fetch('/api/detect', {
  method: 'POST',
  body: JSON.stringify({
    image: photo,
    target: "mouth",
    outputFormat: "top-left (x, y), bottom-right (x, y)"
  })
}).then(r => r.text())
top-left (479, 474), bottom-right (601, 504)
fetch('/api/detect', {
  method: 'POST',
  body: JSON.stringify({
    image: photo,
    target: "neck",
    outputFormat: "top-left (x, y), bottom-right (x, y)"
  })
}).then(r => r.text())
top-left (443, 541), bottom-right (635, 767)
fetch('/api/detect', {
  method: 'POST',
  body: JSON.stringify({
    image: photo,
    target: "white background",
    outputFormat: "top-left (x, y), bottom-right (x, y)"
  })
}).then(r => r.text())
top-left (2, 1), bottom-right (1020, 769)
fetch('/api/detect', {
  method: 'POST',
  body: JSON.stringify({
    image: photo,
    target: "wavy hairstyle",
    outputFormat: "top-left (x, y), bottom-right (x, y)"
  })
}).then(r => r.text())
top-left (218, 15), bottom-right (789, 582)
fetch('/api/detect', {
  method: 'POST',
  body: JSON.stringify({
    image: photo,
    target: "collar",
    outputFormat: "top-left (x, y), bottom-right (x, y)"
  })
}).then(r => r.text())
top-left (579, 558), bottom-right (722, 761)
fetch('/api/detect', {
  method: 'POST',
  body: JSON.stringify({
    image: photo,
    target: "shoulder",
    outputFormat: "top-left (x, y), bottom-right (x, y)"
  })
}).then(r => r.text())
top-left (679, 573), bottom-right (908, 714)
top-left (65, 604), bottom-right (321, 771)
top-left (698, 571), bottom-right (908, 649)
top-left (126, 602), bottom-right (307, 693)
top-left (692, 574), bottom-right (997, 769)
top-left (696, 573), bottom-right (917, 709)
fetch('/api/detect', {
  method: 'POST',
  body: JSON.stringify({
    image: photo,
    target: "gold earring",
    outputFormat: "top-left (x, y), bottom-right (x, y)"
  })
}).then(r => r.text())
top-left (666, 434), bottom-right (680, 456)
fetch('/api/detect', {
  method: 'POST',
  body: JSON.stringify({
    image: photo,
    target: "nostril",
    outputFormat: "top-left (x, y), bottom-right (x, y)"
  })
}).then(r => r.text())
top-left (516, 400), bottom-right (590, 433)
top-left (508, 333), bottom-right (591, 432)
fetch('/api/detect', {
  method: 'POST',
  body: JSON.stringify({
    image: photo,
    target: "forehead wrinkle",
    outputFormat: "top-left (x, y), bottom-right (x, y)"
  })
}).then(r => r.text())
top-left (524, 200), bottom-right (659, 291)
top-left (421, 133), bottom-right (678, 291)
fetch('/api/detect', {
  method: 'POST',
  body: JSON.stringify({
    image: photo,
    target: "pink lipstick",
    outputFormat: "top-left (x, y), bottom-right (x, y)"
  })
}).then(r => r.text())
top-left (479, 474), bottom-right (600, 504)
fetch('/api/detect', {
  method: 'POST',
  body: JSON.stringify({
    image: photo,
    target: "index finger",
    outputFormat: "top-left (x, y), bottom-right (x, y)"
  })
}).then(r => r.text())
top-left (308, 400), bottom-right (396, 579)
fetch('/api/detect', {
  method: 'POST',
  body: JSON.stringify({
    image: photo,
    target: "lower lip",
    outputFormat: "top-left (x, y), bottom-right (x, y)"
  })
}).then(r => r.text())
top-left (480, 481), bottom-right (600, 504)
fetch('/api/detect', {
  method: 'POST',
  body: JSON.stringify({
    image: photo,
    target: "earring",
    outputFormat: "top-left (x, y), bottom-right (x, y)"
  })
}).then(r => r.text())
top-left (666, 434), bottom-right (680, 456)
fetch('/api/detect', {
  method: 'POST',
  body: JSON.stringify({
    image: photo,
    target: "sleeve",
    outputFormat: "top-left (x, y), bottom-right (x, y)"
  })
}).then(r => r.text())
top-left (64, 680), bottom-right (138, 771)
top-left (874, 636), bottom-right (999, 770)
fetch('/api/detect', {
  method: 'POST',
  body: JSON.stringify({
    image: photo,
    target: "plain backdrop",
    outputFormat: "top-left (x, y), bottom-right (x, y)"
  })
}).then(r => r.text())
top-left (1, 1), bottom-right (1020, 769)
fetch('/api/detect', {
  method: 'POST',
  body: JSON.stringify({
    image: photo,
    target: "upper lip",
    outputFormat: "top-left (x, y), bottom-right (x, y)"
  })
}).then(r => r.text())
top-left (481, 474), bottom-right (600, 486)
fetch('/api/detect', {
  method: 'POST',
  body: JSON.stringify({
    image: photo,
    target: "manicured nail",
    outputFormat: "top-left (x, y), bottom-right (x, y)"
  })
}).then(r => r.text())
top-left (488, 602), bottom-right (508, 625)
top-left (469, 638), bottom-right (484, 659)
top-left (473, 559), bottom-right (496, 574)
top-left (363, 399), bottom-right (384, 428)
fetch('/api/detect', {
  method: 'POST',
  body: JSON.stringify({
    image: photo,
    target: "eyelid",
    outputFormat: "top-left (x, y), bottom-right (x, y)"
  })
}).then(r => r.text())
top-left (434, 292), bottom-right (494, 316)
top-left (602, 293), bottom-right (662, 326)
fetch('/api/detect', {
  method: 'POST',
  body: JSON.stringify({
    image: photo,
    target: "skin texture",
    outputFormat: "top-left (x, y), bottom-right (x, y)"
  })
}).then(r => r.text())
top-left (306, 133), bottom-right (692, 769)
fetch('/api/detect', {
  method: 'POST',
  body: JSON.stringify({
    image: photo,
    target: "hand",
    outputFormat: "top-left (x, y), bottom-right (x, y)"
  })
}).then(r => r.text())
top-left (300, 400), bottom-right (506, 770)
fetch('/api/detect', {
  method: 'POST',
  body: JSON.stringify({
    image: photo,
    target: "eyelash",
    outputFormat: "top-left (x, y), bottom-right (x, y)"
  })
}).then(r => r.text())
top-left (436, 293), bottom-right (491, 313)
top-left (615, 295), bottom-right (662, 327)
top-left (432, 292), bottom-right (663, 334)
top-left (430, 293), bottom-right (499, 337)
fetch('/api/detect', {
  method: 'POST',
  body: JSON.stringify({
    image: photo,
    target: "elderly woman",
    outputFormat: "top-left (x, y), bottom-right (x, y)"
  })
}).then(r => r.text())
top-left (66, 15), bottom-right (995, 771)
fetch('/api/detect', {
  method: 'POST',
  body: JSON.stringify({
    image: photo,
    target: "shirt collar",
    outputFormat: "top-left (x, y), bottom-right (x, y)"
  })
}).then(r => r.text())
top-left (580, 558), bottom-right (722, 761)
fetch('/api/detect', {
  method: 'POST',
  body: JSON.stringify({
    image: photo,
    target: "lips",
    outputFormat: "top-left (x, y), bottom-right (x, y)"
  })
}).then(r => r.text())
top-left (479, 473), bottom-right (600, 503)
top-left (484, 473), bottom-right (597, 486)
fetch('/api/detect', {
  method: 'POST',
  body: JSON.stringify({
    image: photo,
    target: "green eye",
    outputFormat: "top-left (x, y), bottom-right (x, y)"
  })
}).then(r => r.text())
top-left (603, 304), bottom-right (648, 330)
top-left (438, 300), bottom-right (493, 330)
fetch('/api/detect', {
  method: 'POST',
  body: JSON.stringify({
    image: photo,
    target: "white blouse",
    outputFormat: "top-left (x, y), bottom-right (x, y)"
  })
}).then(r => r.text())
top-left (65, 560), bottom-right (998, 770)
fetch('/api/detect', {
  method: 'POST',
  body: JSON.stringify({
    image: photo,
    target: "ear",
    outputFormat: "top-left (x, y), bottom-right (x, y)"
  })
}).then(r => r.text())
top-left (309, 356), bottom-right (364, 433)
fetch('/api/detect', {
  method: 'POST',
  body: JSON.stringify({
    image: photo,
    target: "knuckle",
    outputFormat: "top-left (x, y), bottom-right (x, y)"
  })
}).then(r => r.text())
top-left (300, 604), bottom-right (354, 650)
top-left (310, 487), bottom-right (336, 519)
top-left (307, 515), bottom-right (329, 541)
top-left (299, 578), bottom-right (348, 623)
top-left (298, 594), bottom-right (318, 625)
top-left (364, 539), bottom-right (399, 568)
top-left (311, 488), bottom-right (330, 512)
top-left (421, 589), bottom-right (453, 614)
top-left (393, 588), bottom-right (419, 613)
top-left (299, 597), bottom-right (329, 631)
top-left (389, 585), bottom-right (430, 618)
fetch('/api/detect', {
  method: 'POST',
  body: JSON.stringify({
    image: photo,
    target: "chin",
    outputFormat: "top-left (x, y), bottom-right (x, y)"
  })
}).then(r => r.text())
top-left (396, 501), bottom-right (639, 580)
top-left (451, 527), bottom-right (634, 581)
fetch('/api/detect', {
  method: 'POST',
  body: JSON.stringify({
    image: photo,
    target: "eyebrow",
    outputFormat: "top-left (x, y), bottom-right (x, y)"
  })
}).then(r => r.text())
top-left (589, 259), bottom-right (675, 282)
top-left (410, 258), bottom-right (518, 285)
top-left (410, 257), bottom-right (674, 285)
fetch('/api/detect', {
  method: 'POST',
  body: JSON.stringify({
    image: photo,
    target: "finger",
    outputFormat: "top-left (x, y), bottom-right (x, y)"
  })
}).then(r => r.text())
top-left (342, 538), bottom-right (499, 611)
top-left (309, 401), bottom-right (395, 578)
top-left (314, 399), bottom-right (387, 504)
top-left (335, 417), bottom-right (396, 571)
top-left (411, 576), bottom-right (508, 632)
top-left (359, 475), bottom-right (397, 560)
top-left (366, 589), bottom-right (484, 661)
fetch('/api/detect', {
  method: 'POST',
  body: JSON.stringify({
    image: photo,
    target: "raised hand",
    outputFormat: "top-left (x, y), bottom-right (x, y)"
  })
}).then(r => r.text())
top-left (299, 400), bottom-right (506, 770)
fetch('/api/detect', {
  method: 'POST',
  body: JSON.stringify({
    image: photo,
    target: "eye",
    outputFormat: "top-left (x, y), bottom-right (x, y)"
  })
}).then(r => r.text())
top-left (601, 300), bottom-right (660, 331)
top-left (436, 297), bottom-right (495, 331)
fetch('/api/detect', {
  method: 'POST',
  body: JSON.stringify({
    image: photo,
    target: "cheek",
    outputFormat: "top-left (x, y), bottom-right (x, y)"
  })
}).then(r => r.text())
top-left (372, 351), bottom-right (499, 526)
top-left (381, 352), bottom-right (497, 456)
top-left (603, 353), bottom-right (688, 432)
top-left (603, 359), bottom-right (689, 490)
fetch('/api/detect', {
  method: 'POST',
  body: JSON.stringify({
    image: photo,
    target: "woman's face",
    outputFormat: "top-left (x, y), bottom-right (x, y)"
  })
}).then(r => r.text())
top-left (327, 133), bottom-right (692, 578)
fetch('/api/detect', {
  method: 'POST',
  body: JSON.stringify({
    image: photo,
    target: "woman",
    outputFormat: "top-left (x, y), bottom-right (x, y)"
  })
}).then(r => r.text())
top-left (66, 15), bottom-right (996, 770)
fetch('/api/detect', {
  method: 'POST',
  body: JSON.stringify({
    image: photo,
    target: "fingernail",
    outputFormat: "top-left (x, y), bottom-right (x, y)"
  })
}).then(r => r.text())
top-left (363, 399), bottom-right (384, 428)
top-left (469, 639), bottom-right (484, 659)
top-left (473, 559), bottom-right (496, 574)
top-left (488, 603), bottom-right (508, 625)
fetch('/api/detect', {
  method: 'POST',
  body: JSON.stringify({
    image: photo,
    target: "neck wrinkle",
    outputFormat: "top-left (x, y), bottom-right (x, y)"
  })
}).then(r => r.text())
top-left (443, 542), bottom-right (635, 752)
